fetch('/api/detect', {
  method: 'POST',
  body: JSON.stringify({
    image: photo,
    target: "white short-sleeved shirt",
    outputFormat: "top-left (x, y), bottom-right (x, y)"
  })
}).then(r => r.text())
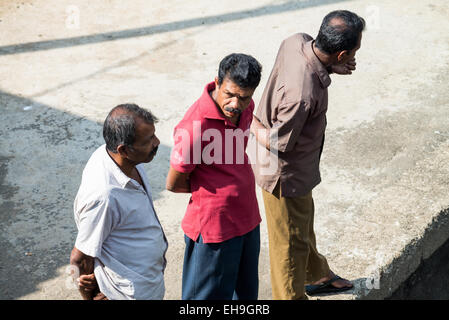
top-left (74, 145), bottom-right (168, 300)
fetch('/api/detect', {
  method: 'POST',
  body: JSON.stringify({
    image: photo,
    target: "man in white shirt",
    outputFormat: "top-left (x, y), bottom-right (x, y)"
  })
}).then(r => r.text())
top-left (70, 103), bottom-right (168, 300)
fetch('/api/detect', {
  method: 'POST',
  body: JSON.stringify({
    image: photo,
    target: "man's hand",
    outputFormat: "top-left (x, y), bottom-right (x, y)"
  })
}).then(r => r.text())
top-left (93, 292), bottom-right (108, 300)
top-left (331, 58), bottom-right (357, 75)
top-left (250, 115), bottom-right (271, 151)
top-left (70, 247), bottom-right (99, 300)
top-left (78, 273), bottom-right (98, 292)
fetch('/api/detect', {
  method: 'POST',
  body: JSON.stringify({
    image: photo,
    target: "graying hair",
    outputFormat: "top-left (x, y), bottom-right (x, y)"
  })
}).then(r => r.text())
top-left (103, 103), bottom-right (158, 153)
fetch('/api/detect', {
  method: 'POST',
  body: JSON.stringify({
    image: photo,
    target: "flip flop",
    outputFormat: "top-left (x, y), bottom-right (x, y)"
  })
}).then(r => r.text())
top-left (305, 275), bottom-right (353, 296)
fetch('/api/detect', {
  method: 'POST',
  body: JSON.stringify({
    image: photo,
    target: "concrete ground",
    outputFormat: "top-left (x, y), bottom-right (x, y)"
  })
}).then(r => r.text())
top-left (0, 0), bottom-right (448, 300)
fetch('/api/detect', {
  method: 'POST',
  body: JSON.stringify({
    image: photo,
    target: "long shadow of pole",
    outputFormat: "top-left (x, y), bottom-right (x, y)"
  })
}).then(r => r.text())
top-left (0, 0), bottom-right (351, 56)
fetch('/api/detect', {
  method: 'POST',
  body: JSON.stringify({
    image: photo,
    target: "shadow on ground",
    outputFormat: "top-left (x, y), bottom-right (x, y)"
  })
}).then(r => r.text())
top-left (0, 0), bottom-right (351, 56)
top-left (0, 89), bottom-right (171, 299)
top-left (0, 0), bottom-right (354, 299)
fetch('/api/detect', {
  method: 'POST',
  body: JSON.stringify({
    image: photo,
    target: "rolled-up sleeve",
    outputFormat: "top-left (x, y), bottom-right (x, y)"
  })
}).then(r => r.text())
top-left (271, 100), bottom-right (310, 153)
top-left (75, 197), bottom-right (117, 257)
top-left (170, 124), bottom-right (198, 173)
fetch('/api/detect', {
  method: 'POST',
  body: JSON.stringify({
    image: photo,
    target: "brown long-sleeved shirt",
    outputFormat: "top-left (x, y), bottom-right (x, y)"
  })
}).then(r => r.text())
top-left (252, 33), bottom-right (331, 197)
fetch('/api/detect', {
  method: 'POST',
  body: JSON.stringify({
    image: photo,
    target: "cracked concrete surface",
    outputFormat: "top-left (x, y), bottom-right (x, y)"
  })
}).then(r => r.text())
top-left (0, 0), bottom-right (448, 300)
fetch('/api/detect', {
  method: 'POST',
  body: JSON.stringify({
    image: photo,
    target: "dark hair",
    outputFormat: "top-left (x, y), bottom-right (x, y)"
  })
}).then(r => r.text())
top-left (103, 103), bottom-right (158, 153)
top-left (217, 53), bottom-right (262, 89)
top-left (315, 10), bottom-right (365, 55)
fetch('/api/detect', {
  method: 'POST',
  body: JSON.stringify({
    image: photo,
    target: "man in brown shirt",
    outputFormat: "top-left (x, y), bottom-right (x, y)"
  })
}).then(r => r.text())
top-left (251, 10), bottom-right (365, 299)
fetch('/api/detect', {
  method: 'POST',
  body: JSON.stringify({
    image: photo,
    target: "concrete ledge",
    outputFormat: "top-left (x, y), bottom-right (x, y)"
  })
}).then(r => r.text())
top-left (1, 0), bottom-right (449, 300)
top-left (360, 140), bottom-right (449, 299)
top-left (362, 208), bottom-right (449, 299)
top-left (307, 136), bottom-right (449, 300)
top-left (388, 236), bottom-right (449, 299)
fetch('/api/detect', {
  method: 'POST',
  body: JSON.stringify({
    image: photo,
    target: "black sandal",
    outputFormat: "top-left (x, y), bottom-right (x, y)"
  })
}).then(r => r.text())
top-left (305, 275), bottom-right (353, 295)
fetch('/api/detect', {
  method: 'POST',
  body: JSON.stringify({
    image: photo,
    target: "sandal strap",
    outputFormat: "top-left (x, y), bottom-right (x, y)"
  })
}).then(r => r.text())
top-left (320, 275), bottom-right (342, 287)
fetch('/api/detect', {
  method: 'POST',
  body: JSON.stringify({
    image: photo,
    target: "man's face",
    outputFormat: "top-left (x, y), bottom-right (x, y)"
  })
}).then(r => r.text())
top-left (127, 119), bottom-right (160, 164)
top-left (213, 76), bottom-right (255, 119)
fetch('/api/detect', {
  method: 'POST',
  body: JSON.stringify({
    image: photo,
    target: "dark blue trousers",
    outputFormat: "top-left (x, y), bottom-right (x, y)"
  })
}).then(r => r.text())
top-left (182, 225), bottom-right (260, 300)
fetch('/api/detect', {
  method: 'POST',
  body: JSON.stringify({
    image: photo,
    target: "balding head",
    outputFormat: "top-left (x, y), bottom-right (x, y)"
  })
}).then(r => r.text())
top-left (103, 103), bottom-right (158, 153)
top-left (315, 10), bottom-right (365, 55)
top-left (328, 16), bottom-right (348, 30)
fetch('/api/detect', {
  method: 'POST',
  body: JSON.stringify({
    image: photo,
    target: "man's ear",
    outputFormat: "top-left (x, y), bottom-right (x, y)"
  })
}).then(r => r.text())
top-left (214, 76), bottom-right (220, 88)
top-left (117, 144), bottom-right (129, 158)
top-left (337, 50), bottom-right (348, 63)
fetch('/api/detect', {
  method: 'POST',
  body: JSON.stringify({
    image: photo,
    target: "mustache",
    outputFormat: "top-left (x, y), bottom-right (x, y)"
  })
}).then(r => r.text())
top-left (224, 106), bottom-right (242, 114)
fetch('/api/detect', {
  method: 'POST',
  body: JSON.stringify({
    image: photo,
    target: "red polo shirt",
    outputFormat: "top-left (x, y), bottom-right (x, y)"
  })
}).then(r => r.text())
top-left (170, 82), bottom-right (261, 243)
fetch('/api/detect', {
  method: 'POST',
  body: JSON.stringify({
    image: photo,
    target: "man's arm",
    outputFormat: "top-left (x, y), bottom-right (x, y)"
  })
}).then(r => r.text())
top-left (250, 115), bottom-right (271, 150)
top-left (70, 247), bottom-right (98, 300)
top-left (166, 166), bottom-right (191, 193)
top-left (251, 100), bottom-right (310, 154)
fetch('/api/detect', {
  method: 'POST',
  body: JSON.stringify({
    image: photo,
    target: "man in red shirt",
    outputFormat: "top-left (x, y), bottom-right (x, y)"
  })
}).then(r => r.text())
top-left (166, 53), bottom-right (262, 300)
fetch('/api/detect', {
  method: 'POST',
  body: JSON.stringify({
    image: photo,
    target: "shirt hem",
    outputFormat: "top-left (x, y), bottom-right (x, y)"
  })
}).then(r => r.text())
top-left (74, 241), bottom-right (101, 258)
top-left (184, 218), bottom-right (261, 244)
top-left (170, 162), bottom-right (195, 174)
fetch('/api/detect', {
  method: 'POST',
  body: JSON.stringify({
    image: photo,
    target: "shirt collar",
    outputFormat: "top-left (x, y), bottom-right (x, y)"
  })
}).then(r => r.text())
top-left (101, 145), bottom-right (133, 189)
top-left (199, 81), bottom-right (254, 128)
top-left (199, 82), bottom-right (227, 121)
top-left (303, 40), bottom-right (331, 89)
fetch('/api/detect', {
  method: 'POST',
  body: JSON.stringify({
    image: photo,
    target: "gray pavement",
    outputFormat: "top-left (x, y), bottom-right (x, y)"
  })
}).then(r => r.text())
top-left (0, 0), bottom-right (448, 299)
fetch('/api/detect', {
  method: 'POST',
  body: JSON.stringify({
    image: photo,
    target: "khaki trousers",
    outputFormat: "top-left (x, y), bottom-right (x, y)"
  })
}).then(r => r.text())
top-left (262, 182), bottom-right (330, 300)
